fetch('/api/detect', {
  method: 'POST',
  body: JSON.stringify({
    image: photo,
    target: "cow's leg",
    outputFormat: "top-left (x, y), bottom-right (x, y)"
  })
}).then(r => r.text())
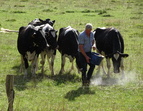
top-left (96, 50), bottom-right (101, 76)
top-left (31, 55), bottom-right (38, 77)
top-left (35, 57), bottom-right (39, 72)
top-left (59, 55), bottom-right (66, 74)
top-left (96, 64), bottom-right (101, 76)
top-left (96, 50), bottom-right (106, 76)
top-left (31, 60), bottom-right (35, 76)
top-left (51, 55), bottom-right (55, 75)
top-left (106, 58), bottom-right (111, 78)
top-left (48, 55), bottom-right (55, 75)
top-left (47, 57), bottom-right (52, 73)
top-left (19, 55), bottom-right (24, 73)
top-left (96, 59), bottom-right (106, 77)
top-left (101, 59), bottom-right (107, 76)
top-left (23, 57), bottom-right (28, 78)
top-left (40, 52), bottom-right (46, 74)
top-left (120, 58), bottom-right (125, 79)
top-left (69, 60), bottom-right (74, 73)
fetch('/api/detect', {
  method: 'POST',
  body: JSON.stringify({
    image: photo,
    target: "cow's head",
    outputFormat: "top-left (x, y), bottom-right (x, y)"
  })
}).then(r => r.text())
top-left (32, 29), bottom-right (49, 50)
top-left (106, 51), bottom-right (129, 73)
top-left (44, 19), bottom-right (55, 26)
top-left (28, 18), bottom-right (43, 26)
top-left (45, 29), bottom-right (58, 50)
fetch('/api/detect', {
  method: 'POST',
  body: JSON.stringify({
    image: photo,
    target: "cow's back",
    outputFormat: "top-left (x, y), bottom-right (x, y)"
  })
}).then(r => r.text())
top-left (94, 28), bottom-right (124, 55)
top-left (58, 27), bottom-right (79, 57)
top-left (17, 26), bottom-right (28, 54)
top-left (17, 26), bottom-right (34, 54)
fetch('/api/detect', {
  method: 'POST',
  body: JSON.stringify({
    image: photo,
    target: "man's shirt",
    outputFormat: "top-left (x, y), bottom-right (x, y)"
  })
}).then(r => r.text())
top-left (78, 31), bottom-right (95, 52)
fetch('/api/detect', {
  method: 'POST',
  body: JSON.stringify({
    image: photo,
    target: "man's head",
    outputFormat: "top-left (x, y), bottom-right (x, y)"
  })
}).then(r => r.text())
top-left (85, 23), bottom-right (93, 35)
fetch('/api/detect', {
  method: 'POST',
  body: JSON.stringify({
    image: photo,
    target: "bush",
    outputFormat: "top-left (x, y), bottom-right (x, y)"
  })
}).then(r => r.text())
top-left (97, 10), bottom-right (107, 15)
top-left (81, 9), bottom-right (91, 13)
top-left (66, 11), bottom-right (75, 13)
top-left (5, 19), bottom-right (16, 22)
top-left (11, 10), bottom-right (26, 13)
top-left (42, 9), bottom-right (53, 12)
top-left (20, 0), bottom-right (29, 2)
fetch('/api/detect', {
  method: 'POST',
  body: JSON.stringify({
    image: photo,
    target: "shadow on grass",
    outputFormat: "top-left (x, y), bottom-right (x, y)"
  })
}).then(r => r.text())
top-left (13, 73), bottom-right (45, 91)
top-left (12, 65), bottom-right (47, 91)
top-left (65, 87), bottom-right (95, 101)
top-left (47, 73), bottom-right (81, 86)
top-left (12, 65), bottom-right (81, 91)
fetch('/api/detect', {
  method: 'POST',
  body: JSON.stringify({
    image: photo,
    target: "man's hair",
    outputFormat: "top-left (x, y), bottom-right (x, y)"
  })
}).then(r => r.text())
top-left (85, 23), bottom-right (93, 30)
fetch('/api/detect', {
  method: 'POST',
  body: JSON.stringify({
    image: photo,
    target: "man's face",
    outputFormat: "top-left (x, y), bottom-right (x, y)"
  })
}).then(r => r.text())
top-left (85, 29), bottom-right (92, 35)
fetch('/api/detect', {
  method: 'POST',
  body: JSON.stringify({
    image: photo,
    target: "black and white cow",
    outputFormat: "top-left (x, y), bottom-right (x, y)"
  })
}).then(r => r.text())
top-left (17, 25), bottom-right (48, 77)
top-left (94, 27), bottom-right (129, 78)
top-left (28, 18), bottom-right (58, 75)
top-left (58, 26), bottom-right (80, 74)
top-left (40, 24), bottom-right (58, 75)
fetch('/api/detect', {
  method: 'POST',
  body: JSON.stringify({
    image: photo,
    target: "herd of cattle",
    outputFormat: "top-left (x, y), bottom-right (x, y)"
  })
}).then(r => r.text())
top-left (17, 18), bottom-right (129, 78)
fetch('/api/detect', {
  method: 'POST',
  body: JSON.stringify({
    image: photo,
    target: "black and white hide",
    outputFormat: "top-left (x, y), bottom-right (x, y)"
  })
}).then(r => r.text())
top-left (58, 26), bottom-right (80, 74)
top-left (17, 25), bottom-right (48, 77)
top-left (94, 27), bottom-right (129, 78)
top-left (40, 24), bottom-right (58, 75)
top-left (28, 18), bottom-right (55, 26)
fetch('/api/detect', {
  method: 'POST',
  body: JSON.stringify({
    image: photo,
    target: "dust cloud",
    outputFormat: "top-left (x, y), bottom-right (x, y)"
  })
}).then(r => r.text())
top-left (91, 70), bottom-right (139, 86)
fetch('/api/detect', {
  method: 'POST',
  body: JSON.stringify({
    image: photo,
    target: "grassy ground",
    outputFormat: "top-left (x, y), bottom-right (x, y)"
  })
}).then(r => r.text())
top-left (0, 0), bottom-right (143, 110)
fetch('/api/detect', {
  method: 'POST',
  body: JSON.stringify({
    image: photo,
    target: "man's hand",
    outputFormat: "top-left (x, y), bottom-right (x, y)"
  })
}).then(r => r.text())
top-left (92, 46), bottom-right (96, 50)
top-left (85, 56), bottom-right (91, 63)
top-left (79, 44), bottom-right (91, 63)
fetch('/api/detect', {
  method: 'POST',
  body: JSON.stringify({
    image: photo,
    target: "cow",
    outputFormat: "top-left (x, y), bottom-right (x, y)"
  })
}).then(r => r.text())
top-left (40, 24), bottom-right (58, 75)
top-left (28, 18), bottom-right (58, 75)
top-left (93, 27), bottom-right (129, 78)
top-left (28, 18), bottom-right (55, 26)
top-left (57, 26), bottom-right (80, 74)
top-left (17, 24), bottom-right (48, 78)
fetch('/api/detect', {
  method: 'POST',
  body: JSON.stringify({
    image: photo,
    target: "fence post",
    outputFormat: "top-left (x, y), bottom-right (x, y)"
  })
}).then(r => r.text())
top-left (6, 75), bottom-right (15, 111)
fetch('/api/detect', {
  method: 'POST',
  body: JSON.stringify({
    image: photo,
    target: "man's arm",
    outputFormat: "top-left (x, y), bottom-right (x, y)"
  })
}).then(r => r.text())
top-left (92, 40), bottom-right (96, 50)
top-left (79, 44), bottom-right (90, 63)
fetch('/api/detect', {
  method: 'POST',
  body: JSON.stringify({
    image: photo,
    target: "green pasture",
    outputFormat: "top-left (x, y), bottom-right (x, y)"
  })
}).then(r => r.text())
top-left (0, 0), bottom-right (143, 110)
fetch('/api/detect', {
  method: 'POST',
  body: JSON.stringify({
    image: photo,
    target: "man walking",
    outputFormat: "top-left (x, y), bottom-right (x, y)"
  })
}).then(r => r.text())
top-left (78, 23), bottom-right (96, 86)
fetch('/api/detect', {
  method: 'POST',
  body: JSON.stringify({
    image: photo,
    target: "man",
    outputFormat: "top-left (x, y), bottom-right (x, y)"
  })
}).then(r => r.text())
top-left (78, 23), bottom-right (96, 86)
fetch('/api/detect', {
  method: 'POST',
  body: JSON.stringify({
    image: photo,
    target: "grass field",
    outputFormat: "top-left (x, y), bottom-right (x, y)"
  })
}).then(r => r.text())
top-left (0, 0), bottom-right (143, 110)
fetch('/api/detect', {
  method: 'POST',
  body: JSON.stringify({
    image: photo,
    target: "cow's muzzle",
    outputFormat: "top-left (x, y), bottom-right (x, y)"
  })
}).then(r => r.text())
top-left (114, 68), bottom-right (120, 73)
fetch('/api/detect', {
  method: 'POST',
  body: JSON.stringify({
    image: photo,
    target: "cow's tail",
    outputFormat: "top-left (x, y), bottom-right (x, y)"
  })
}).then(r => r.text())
top-left (75, 52), bottom-right (83, 73)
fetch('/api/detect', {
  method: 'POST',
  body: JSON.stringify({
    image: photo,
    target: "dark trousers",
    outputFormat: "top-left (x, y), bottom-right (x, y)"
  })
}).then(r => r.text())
top-left (79, 52), bottom-right (95, 83)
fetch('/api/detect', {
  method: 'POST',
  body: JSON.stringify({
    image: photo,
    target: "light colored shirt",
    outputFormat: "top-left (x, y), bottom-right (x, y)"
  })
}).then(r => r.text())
top-left (78, 31), bottom-right (94, 52)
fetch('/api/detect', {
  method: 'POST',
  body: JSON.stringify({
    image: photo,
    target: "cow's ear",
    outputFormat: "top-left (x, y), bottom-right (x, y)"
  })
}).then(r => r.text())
top-left (52, 20), bottom-right (55, 25)
top-left (52, 20), bottom-right (55, 23)
top-left (39, 18), bottom-right (43, 22)
top-left (121, 53), bottom-right (129, 58)
top-left (45, 19), bottom-right (50, 22)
